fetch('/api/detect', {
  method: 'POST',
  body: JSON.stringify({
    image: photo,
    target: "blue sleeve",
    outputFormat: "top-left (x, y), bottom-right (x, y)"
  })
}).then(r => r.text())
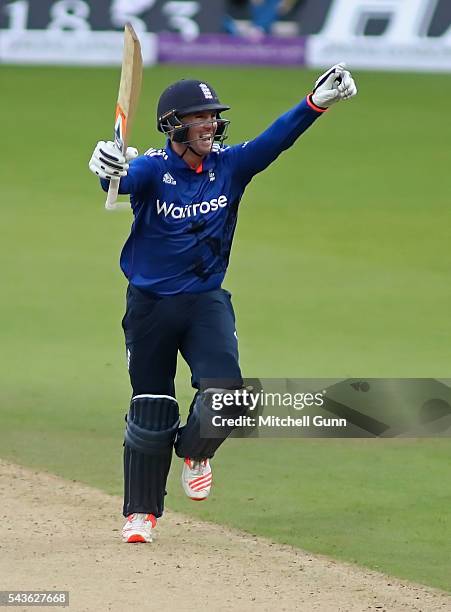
top-left (100, 155), bottom-right (156, 195)
top-left (224, 96), bottom-right (326, 186)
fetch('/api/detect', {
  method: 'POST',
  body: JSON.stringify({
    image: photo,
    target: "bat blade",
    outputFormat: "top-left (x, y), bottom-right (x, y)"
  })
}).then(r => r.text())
top-left (106, 23), bottom-right (143, 211)
top-left (114, 23), bottom-right (143, 154)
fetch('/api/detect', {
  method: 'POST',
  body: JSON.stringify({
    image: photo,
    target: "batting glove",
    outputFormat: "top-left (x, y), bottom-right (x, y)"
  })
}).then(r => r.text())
top-left (88, 140), bottom-right (138, 180)
top-left (310, 62), bottom-right (357, 109)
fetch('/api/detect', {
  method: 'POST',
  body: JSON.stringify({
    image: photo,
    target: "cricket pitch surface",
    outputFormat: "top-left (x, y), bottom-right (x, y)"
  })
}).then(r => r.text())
top-left (1, 460), bottom-right (449, 612)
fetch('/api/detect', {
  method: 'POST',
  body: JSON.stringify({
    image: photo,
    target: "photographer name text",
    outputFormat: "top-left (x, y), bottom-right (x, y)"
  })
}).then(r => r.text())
top-left (211, 415), bottom-right (347, 428)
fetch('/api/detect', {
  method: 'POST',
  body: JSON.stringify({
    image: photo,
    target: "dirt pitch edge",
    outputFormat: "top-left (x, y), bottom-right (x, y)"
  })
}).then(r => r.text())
top-left (0, 460), bottom-right (449, 612)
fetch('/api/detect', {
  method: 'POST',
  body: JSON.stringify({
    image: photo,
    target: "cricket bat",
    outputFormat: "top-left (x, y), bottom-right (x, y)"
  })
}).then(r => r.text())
top-left (105, 23), bottom-right (143, 211)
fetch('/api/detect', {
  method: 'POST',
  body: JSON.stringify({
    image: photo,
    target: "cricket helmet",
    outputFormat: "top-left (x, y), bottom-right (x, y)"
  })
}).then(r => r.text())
top-left (157, 79), bottom-right (230, 144)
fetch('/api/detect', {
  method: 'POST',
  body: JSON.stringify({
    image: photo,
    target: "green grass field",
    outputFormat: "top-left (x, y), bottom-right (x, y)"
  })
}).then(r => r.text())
top-left (1, 65), bottom-right (450, 591)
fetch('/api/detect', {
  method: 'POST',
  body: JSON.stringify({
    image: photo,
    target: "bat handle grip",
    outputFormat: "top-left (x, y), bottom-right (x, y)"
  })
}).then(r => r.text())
top-left (105, 178), bottom-right (129, 211)
top-left (105, 178), bottom-right (120, 210)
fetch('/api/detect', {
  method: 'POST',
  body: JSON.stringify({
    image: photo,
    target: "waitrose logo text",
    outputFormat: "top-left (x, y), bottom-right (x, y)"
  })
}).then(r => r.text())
top-left (157, 195), bottom-right (228, 219)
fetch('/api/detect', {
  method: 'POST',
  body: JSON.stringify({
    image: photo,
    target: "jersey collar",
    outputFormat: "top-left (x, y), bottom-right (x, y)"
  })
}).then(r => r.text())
top-left (164, 139), bottom-right (216, 173)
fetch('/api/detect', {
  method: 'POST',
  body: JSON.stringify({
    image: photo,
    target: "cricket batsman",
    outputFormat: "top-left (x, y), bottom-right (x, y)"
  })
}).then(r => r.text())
top-left (89, 63), bottom-right (357, 543)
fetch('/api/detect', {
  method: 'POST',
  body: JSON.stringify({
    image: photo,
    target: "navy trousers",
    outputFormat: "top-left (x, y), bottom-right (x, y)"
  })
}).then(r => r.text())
top-left (121, 284), bottom-right (242, 517)
top-left (122, 284), bottom-right (242, 396)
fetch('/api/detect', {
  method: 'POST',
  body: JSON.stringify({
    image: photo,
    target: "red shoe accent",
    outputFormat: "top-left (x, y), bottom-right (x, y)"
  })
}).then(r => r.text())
top-left (145, 514), bottom-right (157, 529)
top-left (189, 473), bottom-right (212, 485)
top-left (127, 534), bottom-right (146, 543)
top-left (189, 497), bottom-right (207, 501)
top-left (126, 513), bottom-right (157, 528)
top-left (190, 476), bottom-right (212, 491)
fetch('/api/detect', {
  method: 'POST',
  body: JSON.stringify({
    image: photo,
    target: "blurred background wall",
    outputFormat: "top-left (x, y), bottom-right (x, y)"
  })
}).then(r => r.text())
top-left (1, 0), bottom-right (450, 71)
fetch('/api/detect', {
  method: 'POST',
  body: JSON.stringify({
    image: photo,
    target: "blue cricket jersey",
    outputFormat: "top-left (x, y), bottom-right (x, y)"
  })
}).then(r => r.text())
top-left (100, 96), bottom-right (325, 295)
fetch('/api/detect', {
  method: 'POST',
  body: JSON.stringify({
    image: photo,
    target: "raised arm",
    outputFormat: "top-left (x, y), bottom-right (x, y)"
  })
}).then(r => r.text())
top-left (226, 63), bottom-right (357, 186)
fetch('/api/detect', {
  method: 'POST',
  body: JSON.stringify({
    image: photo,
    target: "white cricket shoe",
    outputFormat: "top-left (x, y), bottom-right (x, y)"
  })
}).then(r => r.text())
top-left (182, 458), bottom-right (212, 501)
top-left (122, 513), bottom-right (156, 543)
